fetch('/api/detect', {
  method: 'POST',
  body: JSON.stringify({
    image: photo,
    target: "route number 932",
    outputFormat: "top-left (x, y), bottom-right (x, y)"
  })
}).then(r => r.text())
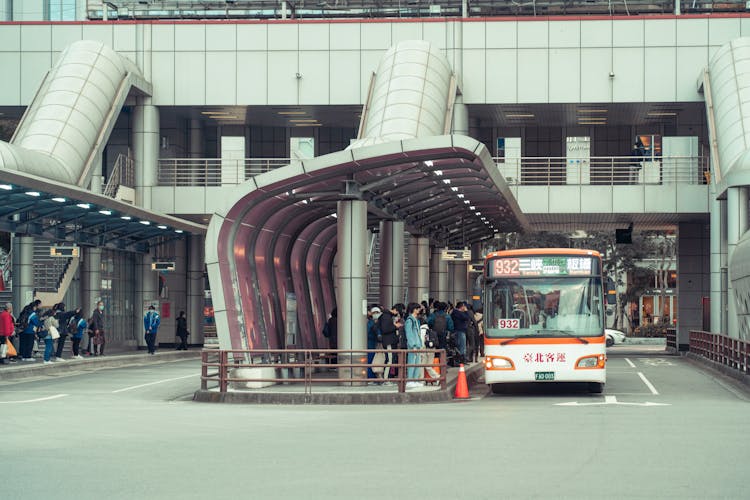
top-left (497, 319), bottom-right (520, 329)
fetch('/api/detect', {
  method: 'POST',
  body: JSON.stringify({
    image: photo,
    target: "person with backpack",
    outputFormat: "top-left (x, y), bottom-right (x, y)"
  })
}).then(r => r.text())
top-left (18, 301), bottom-right (42, 362)
top-left (0, 302), bottom-right (14, 364)
top-left (427, 301), bottom-right (454, 350)
top-left (451, 301), bottom-right (472, 365)
top-left (41, 308), bottom-right (59, 364)
top-left (322, 308), bottom-right (337, 365)
top-left (377, 305), bottom-right (401, 385)
top-left (404, 302), bottom-right (424, 389)
top-left (70, 312), bottom-right (87, 359)
top-left (175, 310), bottom-right (189, 350)
top-left (53, 303), bottom-right (78, 361)
top-left (143, 304), bottom-right (161, 355)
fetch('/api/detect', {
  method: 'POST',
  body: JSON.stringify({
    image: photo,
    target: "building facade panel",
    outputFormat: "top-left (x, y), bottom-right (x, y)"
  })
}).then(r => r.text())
top-left (175, 51), bottom-right (205, 105)
top-left (80, 23), bottom-right (113, 48)
top-left (485, 49), bottom-right (516, 103)
top-left (151, 24), bottom-right (175, 52)
top-left (517, 21), bottom-right (548, 49)
top-left (151, 51), bottom-right (175, 105)
top-left (0, 52), bottom-right (20, 104)
top-left (20, 24), bottom-right (51, 51)
top-left (20, 51), bottom-right (51, 103)
top-left (613, 19), bottom-right (644, 47)
top-left (299, 50), bottom-right (330, 105)
top-left (361, 22), bottom-right (391, 50)
top-left (644, 18), bottom-right (677, 46)
top-left (676, 46), bottom-right (708, 101)
top-left (549, 48), bottom-right (580, 103)
top-left (517, 48), bottom-right (548, 102)
top-left (175, 24), bottom-right (206, 52)
top-left (580, 19), bottom-right (610, 48)
top-left (549, 20), bottom-right (580, 49)
top-left (461, 48), bottom-right (486, 103)
top-left (113, 23), bottom-right (136, 52)
top-left (237, 51), bottom-right (268, 104)
top-left (486, 20), bottom-right (516, 49)
top-left (267, 50), bottom-right (299, 105)
top-left (580, 48), bottom-right (612, 102)
top-left (644, 47), bottom-right (677, 101)
top-left (299, 23), bottom-right (329, 51)
top-left (237, 23), bottom-right (267, 50)
top-left (206, 24), bottom-right (237, 52)
top-left (206, 51), bottom-right (237, 105)
top-left (51, 24), bottom-right (83, 52)
top-left (709, 18), bottom-right (741, 47)
top-left (676, 18), bottom-right (708, 47)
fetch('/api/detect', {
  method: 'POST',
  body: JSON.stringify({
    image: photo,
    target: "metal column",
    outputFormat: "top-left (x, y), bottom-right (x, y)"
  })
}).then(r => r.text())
top-left (337, 200), bottom-right (367, 384)
top-left (430, 246), bottom-right (448, 303)
top-left (80, 247), bottom-right (101, 322)
top-left (408, 236), bottom-right (430, 304)
top-left (12, 236), bottom-right (34, 308)
top-left (710, 193), bottom-right (725, 334)
top-left (379, 220), bottom-right (405, 308)
top-left (450, 261), bottom-right (468, 304)
top-left (135, 253), bottom-right (157, 348)
top-left (188, 234), bottom-right (204, 346)
top-left (133, 98), bottom-right (160, 210)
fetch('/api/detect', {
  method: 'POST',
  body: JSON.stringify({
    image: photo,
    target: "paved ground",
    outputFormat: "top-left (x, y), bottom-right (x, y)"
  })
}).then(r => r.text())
top-left (2, 344), bottom-right (747, 499)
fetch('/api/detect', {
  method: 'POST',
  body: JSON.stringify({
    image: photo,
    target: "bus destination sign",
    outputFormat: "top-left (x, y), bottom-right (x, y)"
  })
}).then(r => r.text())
top-left (490, 256), bottom-right (594, 278)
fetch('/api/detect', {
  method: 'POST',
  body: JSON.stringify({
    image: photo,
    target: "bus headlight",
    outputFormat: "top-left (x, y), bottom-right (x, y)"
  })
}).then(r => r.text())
top-left (575, 354), bottom-right (606, 369)
top-left (485, 356), bottom-right (515, 370)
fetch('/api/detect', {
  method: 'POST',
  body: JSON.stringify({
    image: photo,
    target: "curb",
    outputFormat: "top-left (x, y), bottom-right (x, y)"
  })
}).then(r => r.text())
top-left (192, 362), bottom-right (485, 404)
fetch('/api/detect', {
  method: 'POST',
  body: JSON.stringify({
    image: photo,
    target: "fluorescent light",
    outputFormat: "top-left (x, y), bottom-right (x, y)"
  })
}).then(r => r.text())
top-left (424, 160), bottom-right (434, 167)
top-left (294, 123), bottom-right (322, 127)
top-left (0, 184), bottom-right (12, 190)
top-left (577, 109), bottom-right (608, 113)
top-left (139, 220), bottom-right (151, 225)
top-left (121, 216), bottom-right (132, 220)
top-left (52, 197), bottom-right (66, 202)
top-left (289, 119), bottom-right (319, 123)
top-left (464, 200), bottom-right (470, 205)
top-left (433, 170), bottom-right (443, 176)
top-left (277, 111), bottom-right (307, 115)
top-left (647, 111), bottom-right (677, 116)
top-left (157, 225), bottom-right (168, 230)
top-left (457, 194), bottom-right (464, 198)
top-left (99, 210), bottom-right (112, 215)
top-left (506, 114), bottom-right (534, 118)
top-left (26, 191), bottom-right (41, 197)
top-left (76, 203), bottom-right (91, 209)
top-left (175, 229), bottom-right (184, 234)
top-left (442, 179), bottom-right (451, 184)
top-left (469, 206), bottom-right (476, 210)
top-left (450, 187), bottom-right (458, 192)
top-left (475, 212), bottom-right (481, 216)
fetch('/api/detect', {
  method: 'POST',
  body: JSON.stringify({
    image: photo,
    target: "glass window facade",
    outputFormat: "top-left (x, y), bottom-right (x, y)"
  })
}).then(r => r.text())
top-left (100, 249), bottom-right (136, 344)
top-left (47, 0), bottom-right (76, 21)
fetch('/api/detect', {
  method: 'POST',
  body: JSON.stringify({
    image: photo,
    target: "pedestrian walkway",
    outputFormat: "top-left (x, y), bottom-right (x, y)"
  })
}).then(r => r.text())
top-left (0, 347), bottom-right (200, 382)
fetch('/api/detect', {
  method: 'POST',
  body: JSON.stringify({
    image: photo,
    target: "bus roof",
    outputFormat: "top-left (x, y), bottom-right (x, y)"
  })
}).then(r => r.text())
top-left (485, 248), bottom-right (601, 260)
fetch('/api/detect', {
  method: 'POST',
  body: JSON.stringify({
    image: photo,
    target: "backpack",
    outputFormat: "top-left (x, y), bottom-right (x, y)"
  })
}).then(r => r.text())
top-left (67, 316), bottom-right (79, 335)
top-left (322, 321), bottom-right (330, 338)
top-left (424, 328), bottom-right (439, 349)
top-left (432, 313), bottom-right (448, 334)
top-left (15, 306), bottom-right (31, 331)
top-left (378, 314), bottom-right (396, 336)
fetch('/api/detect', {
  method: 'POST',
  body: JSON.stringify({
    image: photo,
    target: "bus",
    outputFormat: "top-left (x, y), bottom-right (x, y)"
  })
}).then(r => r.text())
top-left (483, 248), bottom-right (606, 393)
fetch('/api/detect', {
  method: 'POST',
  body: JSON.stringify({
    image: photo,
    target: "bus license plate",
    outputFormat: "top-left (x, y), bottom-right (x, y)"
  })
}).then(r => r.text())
top-left (535, 371), bottom-right (555, 381)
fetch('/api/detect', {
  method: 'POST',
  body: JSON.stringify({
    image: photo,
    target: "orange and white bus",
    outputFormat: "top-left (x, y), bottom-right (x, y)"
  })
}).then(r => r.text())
top-left (483, 248), bottom-right (606, 393)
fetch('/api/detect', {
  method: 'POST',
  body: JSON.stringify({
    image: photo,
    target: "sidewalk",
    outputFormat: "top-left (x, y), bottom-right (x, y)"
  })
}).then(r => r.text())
top-left (0, 347), bottom-right (201, 382)
top-left (193, 362), bottom-right (484, 404)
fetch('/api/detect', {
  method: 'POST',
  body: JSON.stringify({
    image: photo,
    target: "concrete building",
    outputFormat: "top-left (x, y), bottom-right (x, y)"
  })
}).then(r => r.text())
top-left (0, 1), bottom-right (747, 352)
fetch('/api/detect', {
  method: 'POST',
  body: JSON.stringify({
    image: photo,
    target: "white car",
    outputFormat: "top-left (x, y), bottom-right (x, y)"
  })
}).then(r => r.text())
top-left (605, 328), bottom-right (626, 347)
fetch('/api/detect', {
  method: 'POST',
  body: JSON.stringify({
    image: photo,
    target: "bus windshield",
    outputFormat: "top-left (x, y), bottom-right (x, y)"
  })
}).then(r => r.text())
top-left (485, 276), bottom-right (603, 338)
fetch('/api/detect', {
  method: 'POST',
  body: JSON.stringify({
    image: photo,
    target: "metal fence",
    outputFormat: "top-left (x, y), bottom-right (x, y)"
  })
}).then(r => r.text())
top-left (494, 155), bottom-right (709, 186)
top-left (201, 348), bottom-right (447, 394)
top-left (689, 330), bottom-right (750, 375)
top-left (157, 158), bottom-right (291, 187)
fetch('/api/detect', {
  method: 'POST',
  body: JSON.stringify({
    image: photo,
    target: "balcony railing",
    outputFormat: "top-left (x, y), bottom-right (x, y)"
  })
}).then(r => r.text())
top-left (157, 155), bottom-right (708, 188)
top-left (494, 155), bottom-right (709, 186)
top-left (157, 158), bottom-right (291, 187)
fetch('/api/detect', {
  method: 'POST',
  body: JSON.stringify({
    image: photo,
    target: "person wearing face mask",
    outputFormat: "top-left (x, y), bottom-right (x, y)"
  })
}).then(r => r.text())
top-left (89, 300), bottom-right (106, 356)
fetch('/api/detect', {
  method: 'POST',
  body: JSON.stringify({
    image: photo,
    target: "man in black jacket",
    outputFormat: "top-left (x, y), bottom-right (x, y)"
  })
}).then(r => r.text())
top-left (451, 301), bottom-right (471, 364)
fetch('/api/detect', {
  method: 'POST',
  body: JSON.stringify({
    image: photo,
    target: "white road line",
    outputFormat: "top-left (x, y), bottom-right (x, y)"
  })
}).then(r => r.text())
top-left (112, 374), bottom-right (198, 393)
top-left (637, 372), bottom-right (659, 395)
top-left (0, 394), bottom-right (69, 404)
top-left (624, 358), bottom-right (636, 368)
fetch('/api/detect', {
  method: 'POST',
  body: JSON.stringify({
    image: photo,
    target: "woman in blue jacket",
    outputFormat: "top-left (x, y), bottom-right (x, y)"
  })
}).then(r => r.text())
top-left (404, 303), bottom-right (423, 389)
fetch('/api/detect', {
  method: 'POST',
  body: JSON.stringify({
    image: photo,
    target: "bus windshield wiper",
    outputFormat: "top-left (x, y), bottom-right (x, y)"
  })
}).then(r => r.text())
top-left (546, 330), bottom-right (589, 344)
top-left (500, 335), bottom-right (540, 345)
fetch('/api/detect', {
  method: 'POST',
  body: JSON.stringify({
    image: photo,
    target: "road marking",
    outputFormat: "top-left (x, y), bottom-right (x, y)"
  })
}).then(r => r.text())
top-left (624, 358), bottom-right (636, 368)
top-left (0, 394), bottom-right (69, 404)
top-left (638, 358), bottom-right (674, 367)
top-left (637, 372), bottom-right (659, 395)
top-left (555, 395), bottom-right (669, 407)
top-left (112, 374), bottom-right (198, 393)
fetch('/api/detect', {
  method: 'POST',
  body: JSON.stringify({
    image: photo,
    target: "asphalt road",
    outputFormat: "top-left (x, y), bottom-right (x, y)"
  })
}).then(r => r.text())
top-left (2, 346), bottom-right (747, 500)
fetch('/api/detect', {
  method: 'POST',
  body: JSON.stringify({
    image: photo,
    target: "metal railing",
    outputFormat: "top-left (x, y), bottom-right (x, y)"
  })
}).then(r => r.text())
top-left (494, 155), bottom-right (709, 186)
top-left (201, 348), bottom-right (447, 394)
top-left (104, 153), bottom-right (135, 198)
top-left (689, 330), bottom-right (750, 375)
top-left (157, 158), bottom-right (290, 187)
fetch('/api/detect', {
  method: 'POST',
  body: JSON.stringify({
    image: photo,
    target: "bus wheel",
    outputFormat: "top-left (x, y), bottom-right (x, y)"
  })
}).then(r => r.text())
top-left (588, 382), bottom-right (604, 394)
top-left (490, 384), bottom-right (504, 395)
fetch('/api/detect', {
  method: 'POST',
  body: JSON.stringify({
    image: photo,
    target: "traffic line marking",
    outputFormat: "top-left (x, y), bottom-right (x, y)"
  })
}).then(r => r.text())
top-left (555, 395), bottom-right (669, 407)
top-left (624, 358), bottom-right (636, 368)
top-left (637, 372), bottom-right (659, 395)
top-left (112, 374), bottom-right (198, 393)
top-left (0, 394), bottom-right (69, 404)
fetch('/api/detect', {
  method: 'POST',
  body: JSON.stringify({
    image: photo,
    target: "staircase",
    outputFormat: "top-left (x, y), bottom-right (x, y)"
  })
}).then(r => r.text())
top-left (33, 238), bottom-right (79, 306)
top-left (365, 230), bottom-right (410, 307)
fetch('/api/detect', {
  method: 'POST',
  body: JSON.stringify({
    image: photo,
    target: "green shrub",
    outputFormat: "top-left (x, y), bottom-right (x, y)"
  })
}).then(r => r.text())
top-left (634, 324), bottom-right (668, 337)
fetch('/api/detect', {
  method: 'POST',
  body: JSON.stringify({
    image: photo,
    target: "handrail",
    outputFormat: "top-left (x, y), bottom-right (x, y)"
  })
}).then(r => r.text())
top-left (494, 155), bottom-right (708, 186)
top-left (201, 348), bottom-right (447, 394)
top-left (157, 157), bottom-right (291, 187)
top-left (689, 330), bottom-right (750, 375)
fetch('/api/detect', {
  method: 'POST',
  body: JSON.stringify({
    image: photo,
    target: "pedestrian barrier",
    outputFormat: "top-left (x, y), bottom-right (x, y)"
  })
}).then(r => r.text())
top-left (200, 348), bottom-right (447, 394)
top-left (689, 330), bottom-right (750, 375)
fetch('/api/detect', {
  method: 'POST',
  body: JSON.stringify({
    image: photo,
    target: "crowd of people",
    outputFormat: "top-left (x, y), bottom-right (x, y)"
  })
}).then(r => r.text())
top-left (0, 298), bottom-right (182, 364)
top-left (323, 298), bottom-right (484, 388)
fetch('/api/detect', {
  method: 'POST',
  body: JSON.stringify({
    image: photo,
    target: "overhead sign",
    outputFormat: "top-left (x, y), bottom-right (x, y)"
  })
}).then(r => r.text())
top-left (151, 261), bottom-right (176, 272)
top-left (441, 249), bottom-right (471, 261)
top-left (50, 246), bottom-right (79, 258)
top-left (469, 262), bottom-right (484, 273)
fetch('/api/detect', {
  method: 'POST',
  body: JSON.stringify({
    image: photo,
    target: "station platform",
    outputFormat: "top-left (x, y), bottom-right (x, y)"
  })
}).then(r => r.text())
top-left (193, 361), bottom-right (484, 404)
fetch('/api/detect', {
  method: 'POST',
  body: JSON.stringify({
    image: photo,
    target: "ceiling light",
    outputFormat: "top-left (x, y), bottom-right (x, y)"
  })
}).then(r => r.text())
top-left (0, 184), bottom-right (12, 190)
top-left (457, 194), bottom-right (464, 198)
top-left (442, 179), bottom-right (451, 184)
top-left (139, 220), bottom-right (151, 225)
top-left (121, 215), bottom-right (132, 220)
top-left (294, 123), bottom-right (322, 127)
top-left (99, 209), bottom-right (112, 215)
top-left (469, 206), bottom-right (476, 210)
top-left (76, 203), bottom-right (90, 209)
top-left (433, 170), bottom-right (443, 176)
top-left (26, 191), bottom-right (41, 197)
top-left (157, 225), bottom-right (168, 230)
top-left (200, 111), bottom-right (233, 115)
top-left (464, 200), bottom-right (470, 205)
top-left (52, 197), bottom-right (66, 202)
top-left (475, 212), bottom-right (481, 216)
top-left (647, 111), bottom-right (677, 116)
top-left (450, 187), bottom-right (458, 192)
top-left (277, 111), bottom-right (307, 115)
top-left (577, 109), bottom-right (608, 113)
top-left (506, 114), bottom-right (534, 118)
top-left (424, 160), bottom-right (434, 167)
top-left (175, 229), bottom-right (184, 234)
top-left (289, 119), bottom-right (319, 123)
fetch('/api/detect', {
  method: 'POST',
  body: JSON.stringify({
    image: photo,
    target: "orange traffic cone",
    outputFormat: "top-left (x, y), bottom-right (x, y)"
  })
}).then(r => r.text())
top-left (454, 363), bottom-right (470, 399)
